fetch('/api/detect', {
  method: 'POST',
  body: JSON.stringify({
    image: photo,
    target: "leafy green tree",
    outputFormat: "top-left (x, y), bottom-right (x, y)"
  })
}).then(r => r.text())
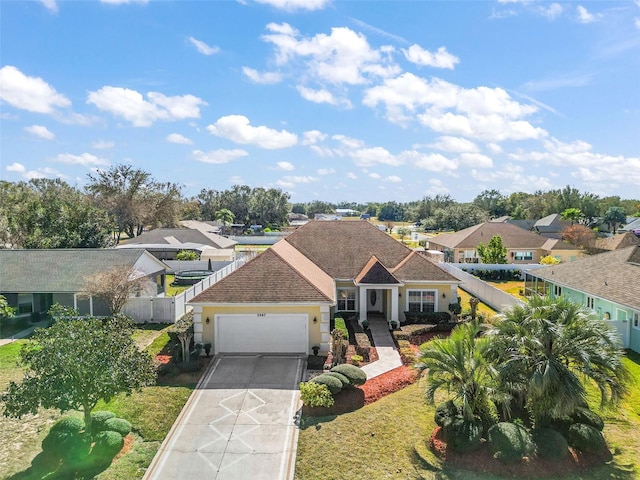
top-left (560, 207), bottom-right (582, 226)
top-left (247, 187), bottom-right (290, 227)
top-left (423, 203), bottom-right (488, 231)
top-left (377, 201), bottom-right (405, 222)
top-left (486, 296), bottom-right (630, 425)
top-left (194, 188), bottom-right (221, 221)
top-left (0, 295), bottom-right (16, 339)
top-left (473, 189), bottom-right (507, 219)
top-left (396, 226), bottom-right (411, 243)
top-left (1, 309), bottom-right (156, 433)
top-left (554, 185), bottom-right (582, 213)
top-left (219, 185), bottom-right (251, 225)
top-left (603, 206), bottom-right (627, 234)
top-left (305, 200), bottom-right (335, 218)
top-left (476, 235), bottom-right (508, 264)
top-left (176, 250), bottom-right (199, 261)
top-left (214, 208), bottom-right (235, 235)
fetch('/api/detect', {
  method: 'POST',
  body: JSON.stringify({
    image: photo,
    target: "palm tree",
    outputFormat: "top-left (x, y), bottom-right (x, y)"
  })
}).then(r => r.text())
top-left (214, 208), bottom-right (235, 235)
top-left (560, 207), bottom-right (582, 226)
top-left (485, 295), bottom-right (630, 426)
top-left (415, 321), bottom-right (504, 426)
top-left (603, 206), bottom-right (626, 234)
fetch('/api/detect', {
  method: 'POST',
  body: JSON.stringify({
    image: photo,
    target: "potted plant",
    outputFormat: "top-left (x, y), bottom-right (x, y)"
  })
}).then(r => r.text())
top-left (389, 320), bottom-right (399, 330)
top-left (204, 342), bottom-right (212, 357)
top-left (361, 319), bottom-right (369, 330)
top-left (312, 345), bottom-right (320, 356)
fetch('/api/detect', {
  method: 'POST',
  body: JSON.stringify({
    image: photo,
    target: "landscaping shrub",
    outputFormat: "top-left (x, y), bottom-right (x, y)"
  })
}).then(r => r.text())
top-left (42, 429), bottom-right (91, 464)
top-left (567, 423), bottom-right (607, 453)
top-left (434, 400), bottom-right (459, 428)
top-left (333, 316), bottom-right (349, 338)
top-left (50, 415), bottom-right (84, 434)
top-left (104, 417), bottom-right (132, 436)
top-left (392, 324), bottom-right (435, 342)
top-left (330, 364), bottom-right (367, 386)
top-left (442, 417), bottom-right (483, 453)
top-left (571, 407), bottom-right (604, 431)
top-left (91, 430), bottom-right (124, 460)
top-left (311, 374), bottom-right (343, 395)
top-left (325, 371), bottom-right (350, 388)
top-left (403, 311), bottom-right (451, 325)
top-left (299, 381), bottom-right (334, 408)
top-left (350, 354), bottom-right (363, 366)
top-left (354, 332), bottom-right (371, 361)
top-left (90, 410), bottom-right (116, 435)
top-left (396, 339), bottom-right (415, 365)
top-left (531, 427), bottom-right (568, 460)
top-left (487, 422), bottom-right (536, 463)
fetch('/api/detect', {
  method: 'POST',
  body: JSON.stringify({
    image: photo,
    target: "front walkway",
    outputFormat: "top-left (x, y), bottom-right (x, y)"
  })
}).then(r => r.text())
top-left (0, 321), bottom-right (49, 347)
top-left (361, 316), bottom-right (403, 379)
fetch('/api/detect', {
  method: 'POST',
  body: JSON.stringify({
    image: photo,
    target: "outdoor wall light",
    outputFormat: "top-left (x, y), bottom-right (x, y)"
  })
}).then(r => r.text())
top-left (313, 316), bottom-right (317, 324)
top-left (442, 293), bottom-right (446, 298)
top-left (205, 317), bottom-right (210, 324)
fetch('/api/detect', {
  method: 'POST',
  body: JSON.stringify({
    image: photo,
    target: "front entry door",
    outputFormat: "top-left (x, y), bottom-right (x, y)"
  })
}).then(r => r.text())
top-left (368, 289), bottom-right (382, 312)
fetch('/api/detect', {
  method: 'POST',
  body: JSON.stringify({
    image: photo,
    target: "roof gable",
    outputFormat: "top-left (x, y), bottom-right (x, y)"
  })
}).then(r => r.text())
top-left (428, 222), bottom-right (547, 250)
top-left (121, 228), bottom-right (236, 249)
top-left (392, 251), bottom-right (460, 282)
top-left (355, 256), bottom-right (400, 285)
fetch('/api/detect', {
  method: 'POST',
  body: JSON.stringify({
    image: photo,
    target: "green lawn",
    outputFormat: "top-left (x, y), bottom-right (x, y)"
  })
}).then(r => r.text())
top-left (165, 274), bottom-right (190, 296)
top-left (486, 280), bottom-right (527, 300)
top-left (457, 288), bottom-right (497, 320)
top-left (295, 353), bottom-right (640, 480)
top-left (0, 324), bottom-right (199, 480)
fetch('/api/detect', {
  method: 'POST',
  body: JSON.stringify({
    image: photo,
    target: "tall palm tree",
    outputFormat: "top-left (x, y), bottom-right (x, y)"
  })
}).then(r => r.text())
top-left (214, 208), bottom-right (235, 235)
top-left (560, 207), bottom-right (582, 226)
top-left (415, 321), bottom-right (505, 426)
top-left (486, 295), bottom-right (630, 426)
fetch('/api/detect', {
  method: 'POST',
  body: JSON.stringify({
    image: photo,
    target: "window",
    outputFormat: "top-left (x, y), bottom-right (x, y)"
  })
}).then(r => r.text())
top-left (17, 294), bottom-right (33, 314)
top-left (634, 312), bottom-right (639, 329)
top-left (553, 285), bottom-right (562, 297)
top-left (408, 290), bottom-right (436, 313)
top-left (586, 296), bottom-right (595, 309)
top-left (337, 288), bottom-right (356, 311)
top-left (514, 251), bottom-right (533, 261)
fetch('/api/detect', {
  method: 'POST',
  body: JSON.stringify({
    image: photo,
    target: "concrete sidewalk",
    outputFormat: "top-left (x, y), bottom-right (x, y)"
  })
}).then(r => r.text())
top-left (361, 318), bottom-right (403, 379)
top-left (0, 321), bottom-right (49, 347)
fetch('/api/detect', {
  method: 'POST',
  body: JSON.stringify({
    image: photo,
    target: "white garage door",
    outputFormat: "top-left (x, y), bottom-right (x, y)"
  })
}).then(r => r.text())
top-left (215, 314), bottom-right (308, 354)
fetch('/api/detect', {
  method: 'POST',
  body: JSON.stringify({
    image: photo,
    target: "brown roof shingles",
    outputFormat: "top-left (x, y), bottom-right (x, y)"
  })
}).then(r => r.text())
top-left (392, 251), bottom-right (460, 282)
top-left (429, 222), bottom-right (548, 250)
top-left (354, 256), bottom-right (400, 284)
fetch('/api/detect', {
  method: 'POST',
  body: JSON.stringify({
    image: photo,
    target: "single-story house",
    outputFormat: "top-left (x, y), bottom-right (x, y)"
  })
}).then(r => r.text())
top-left (188, 221), bottom-right (461, 355)
top-left (427, 222), bottom-right (583, 264)
top-left (532, 213), bottom-right (571, 238)
top-left (118, 227), bottom-right (237, 261)
top-left (0, 249), bottom-right (166, 319)
top-left (588, 232), bottom-right (639, 254)
top-left (619, 217), bottom-right (640, 236)
top-left (524, 246), bottom-right (640, 352)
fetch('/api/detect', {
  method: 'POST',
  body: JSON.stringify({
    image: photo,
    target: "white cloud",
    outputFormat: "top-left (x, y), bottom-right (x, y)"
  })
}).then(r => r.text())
top-left (386, 175), bottom-right (402, 183)
top-left (276, 175), bottom-right (318, 188)
top-left (277, 161), bottom-right (295, 171)
top-left (301, 130), bottom-right (327, 145)
top-left (254, 0), bottom-right (330, 12)
top-left (317, 168), bottom-right (335, 175)
top-left (0, 65), bottom-right (70, 113)
top-left (402, 44), bottom-right (459, 69)
top-left (635, 17), bottom-right (640, 29)
top-left (24, 167), bottom-right (63, 180)
top-left (166, 133), bottom-right (193, 144)
top-left (296, 85), bottom-right (351, 107)
top-left (193, 149), bottom-right (249, 164)
top-left (229, 175), bottom-right (244, 184)
top-left (458, 152), bottom-right (494, 168)
top-left (187, 36), bottom-right (220, 56)
top-left (346, 172), bottom-right (358, 180)
top-left (541, 3), bottom-right (563, 20)
top-left (6, 162), bottom-right (26, 173)
top-left (369, 172), bottom-right (381, 179)
top-left (401, 151), bottom-right (458, 172)
top-left (426, 178), bottom-right (450, 195)
top-left (350, 146), bottom-right (403, 167)
top-left (24, 125), bottom-right (55, 140)
top-left (53, 152), bottom-right (110, 166)
top-left (92, 140), bottom-right (114, 149)
top-left (523, 72), bottom-right (593, 91)
top-left (428, 136), bottom-right (479, 153)
top-left (471, 164), bottom-right (554, 193)
top-left (38, 0), bottom-right (58, 13)
top-left (87, 86), bottom-right (206, 127)
top-left (242, 67), bottom-right (282, 84)
top-left (577, 5), bottom-right (600, 23)
top-left (206, 115), bottom-right (297, 149)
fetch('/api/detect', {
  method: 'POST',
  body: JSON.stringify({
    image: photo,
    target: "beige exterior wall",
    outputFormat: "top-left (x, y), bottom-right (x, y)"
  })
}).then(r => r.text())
top-left (545, 248), bottom-right (583, 263)
top-left (398, 282), bottom-right (455, 323)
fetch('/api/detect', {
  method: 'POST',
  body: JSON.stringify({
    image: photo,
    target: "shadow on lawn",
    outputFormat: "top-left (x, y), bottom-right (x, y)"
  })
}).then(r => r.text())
top-left (7, 450), bottom-right (114, 480)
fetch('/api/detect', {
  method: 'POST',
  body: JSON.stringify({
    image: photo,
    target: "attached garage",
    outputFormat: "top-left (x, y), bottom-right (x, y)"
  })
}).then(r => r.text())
top-left (215, 313), bottom-right (309, 354)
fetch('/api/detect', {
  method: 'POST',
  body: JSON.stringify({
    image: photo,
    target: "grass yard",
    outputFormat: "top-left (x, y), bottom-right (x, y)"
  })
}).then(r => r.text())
top-left (295, 352), bottom-right (640, 480)
top-left (164, 274), bottom-right (190, 296)
top-left (0, 324), bottom-right (199, 480)
top-left (486, 280), bottom-right (527, 300)
top-left (457, 288), bottom-right (497, 320)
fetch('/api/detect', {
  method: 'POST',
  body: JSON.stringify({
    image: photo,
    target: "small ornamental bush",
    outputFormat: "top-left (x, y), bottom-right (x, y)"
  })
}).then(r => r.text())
top-left (50, 415), bottom-right (84, 434)
top-left (104, 417), bottom-right (132, 437)
top-left (567, 423), bottom-right (607, 453)
top-left (330, 364), bottom-right (367, 386)
top-left (325, 371), bottom-right (350, 387)
top-left (42, 429), bottom-right (91, 464)
top-left (92, 430), bottom-right (124, 459)
top-left (311, 374), bottom-right (343, 395)
top-left (333, 317), bottom-right (349, 338)
top-left (354, 333), bottom-right (371, 361)
top-left (531, 428), bottom-right (568, 460)
top-left (299, 381), bottom-right (334, 408)
top-left (487, 422), bottom-right (536, 463)
top-left (442, 417), bottom-right (483, 453)
top-left (434, 400), bottom-right (459, 428)
top-left (90, 411), bottom-right (116, 435)
top-left (571, 407), bottom-right (604, 431)
top-left (350, 355), bottom-right (363, 366)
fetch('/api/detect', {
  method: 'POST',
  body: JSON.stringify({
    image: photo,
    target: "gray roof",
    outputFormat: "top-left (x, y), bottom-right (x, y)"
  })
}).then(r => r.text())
top-left (120, 228), bottom-right (236, 249)
top-left (0, 249), bottom-right (165, 293)
top-left (530, 246), bottom-right (640, 310)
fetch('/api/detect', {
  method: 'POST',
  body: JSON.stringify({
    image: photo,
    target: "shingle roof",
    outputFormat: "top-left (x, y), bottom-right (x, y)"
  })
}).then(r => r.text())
top-left (189, 247), bottom-right (335, 304)
top-left (392, 251), bottom-right (460, 282)
top-left (284, 220), bottom-right (412, 279)
top-left (354, 256), bottom-right (400, 285)
top-left (120, 228), bottom-right (236, 249)
top-left (428, 222), bottom-right (548, 250)
top-left (0, 249), bottom-right (162, 293)
top-left (530, 246), bottom-right (640, 310)
top-left (592, 232), bottom-right (639, 251)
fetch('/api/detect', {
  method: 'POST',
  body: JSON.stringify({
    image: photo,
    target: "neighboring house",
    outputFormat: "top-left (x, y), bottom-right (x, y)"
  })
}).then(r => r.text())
top-left (188, 221), bottom-right (461, 355)
top-left (117, 227), bottom-right (237, 261)
top-left (532, 213), bottom-right (572, 238)
top-left (588, 232), bottom-right (639, 254)
top-left (427, 222), bottom-right (582, 264)
top-left (619, 217), bottom-right (640, 237)
top-left (0, 249), bottom-right (166, 319)
top-left (524, 246), bottom-right (640, 352)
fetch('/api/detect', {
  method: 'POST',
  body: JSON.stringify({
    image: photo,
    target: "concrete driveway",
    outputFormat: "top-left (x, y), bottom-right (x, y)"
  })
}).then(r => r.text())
top-left (144, 355), bottom-right (304, 480)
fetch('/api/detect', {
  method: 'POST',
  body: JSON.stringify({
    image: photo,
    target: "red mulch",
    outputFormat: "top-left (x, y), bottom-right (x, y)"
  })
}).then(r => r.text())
top-left (112, 434), bottom-right (134, 461)
top-left (155, 354), bottom-right (172, 364)
top-left (302, 365), bottom-right (417, 416)
top-left (428, 426), bottom-right (613, 478)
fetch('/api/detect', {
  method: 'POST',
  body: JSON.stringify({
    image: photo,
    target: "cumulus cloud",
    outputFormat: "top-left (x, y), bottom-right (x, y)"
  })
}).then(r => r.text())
top-left (254, 0), bottom-right (330, 12)
top-left (350, 146), bottom-right (404, 167)
top-left (87, 86), bottom-right (206, 127)
top-left (428, 136), bottom-right (479, 153)
top-left (166, 133), bottom-right (193, 144)
top-left (23, 167), bottom-right (63, 180)
top-left (53, 152), bottom-right (110, 166)
top-left (0, 65), bottom-right (70, 113)
top-left (242, 67), bottom-right (282, 84)
top-left (458, 152), bottom-right (494, 168)
top-left (400, 151), bottom-right (457, 172)
top-left (346, 172), bottom-right (358, 180)
top-left (24, 125), bottom-right (55, 140)
top-left (276, 175), bottom-right (318, 188)
top-left (6, 162), bottom-right (26, 173)
top-left (301, 130), bottom-right (327, 145)
top-left (277, 161), bottom-right (295, 171)
top-left (206, 115), bottom-right (297, 149)
top-left (92, 140), bottom-right (115, 149)
top-left (187, 36), bottom-right (220, 55)
top-left (296, 85), bottom-right (351, 107)
top-left (541, 2), bottom-right (563, 19)
top-left (38, 0), bottom-right (58, 13)
top-left (386, 175), bottom-right (402, 183)
top-left (193, 149), bottom-right (249, 164)
top-left (317, 168), bottom-right (335, 175)
top-left (471, 164), bottom-right (555, 193)
top-left (577, 5), bottom-right (600, 23)
top-left (369, 172), bottom-right (381, 179)
top-left (402, 44), bottom-right (459, 69)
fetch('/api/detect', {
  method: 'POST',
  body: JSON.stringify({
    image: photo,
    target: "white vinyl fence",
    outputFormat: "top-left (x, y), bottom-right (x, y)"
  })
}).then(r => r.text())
top-left (123, 258), bottom-right (246, 323)
top-left (439, 263), bottom-right (525, 312)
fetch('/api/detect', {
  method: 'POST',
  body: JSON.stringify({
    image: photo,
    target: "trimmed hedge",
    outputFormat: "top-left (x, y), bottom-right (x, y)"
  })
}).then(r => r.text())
top-left (354, 332), bottom-right (371, 361)
top-left (396, 339), bottom-right (416, 365)
top-left (333, 317), bottom-right (349, 338)
top-left (567, 423), bottom-right (607, 453)
top-left (330, 364), bottom-right (367, 386)
top-left (442, 417), bottom-right (483, 453)
top-left (531, 427), bottom-right (568, 460)
top-left (392, 324), bottom-right (436, 342)
top-left (299, 381), bottom-right (334, 408)
top-left (487, 422), bottom-right (536, 463)
top-left (311, 374), bottom-right (343, 395)
top-left (571, 407), bottom-right (604, 431)
top-left (325, 371), bottom-right (350, 388)
top-left (403, 311), bottom-right (451, 325)
top-left (50, 416), bottom-right (84, 434)
top-left (434, 400), bottom-right (459, 428)
top-left (92, 430), bottom-right (124, 459)
top-left (104, 417), bottom-right (132, 437)
top-left (41, 429), bottom-right (91, 464)
top-left (90, 411), bottom-right (116, 435)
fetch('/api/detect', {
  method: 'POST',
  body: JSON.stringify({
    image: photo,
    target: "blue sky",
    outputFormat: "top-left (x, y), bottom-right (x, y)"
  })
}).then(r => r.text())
top-left (1, 0), bottom-right (639, 203)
